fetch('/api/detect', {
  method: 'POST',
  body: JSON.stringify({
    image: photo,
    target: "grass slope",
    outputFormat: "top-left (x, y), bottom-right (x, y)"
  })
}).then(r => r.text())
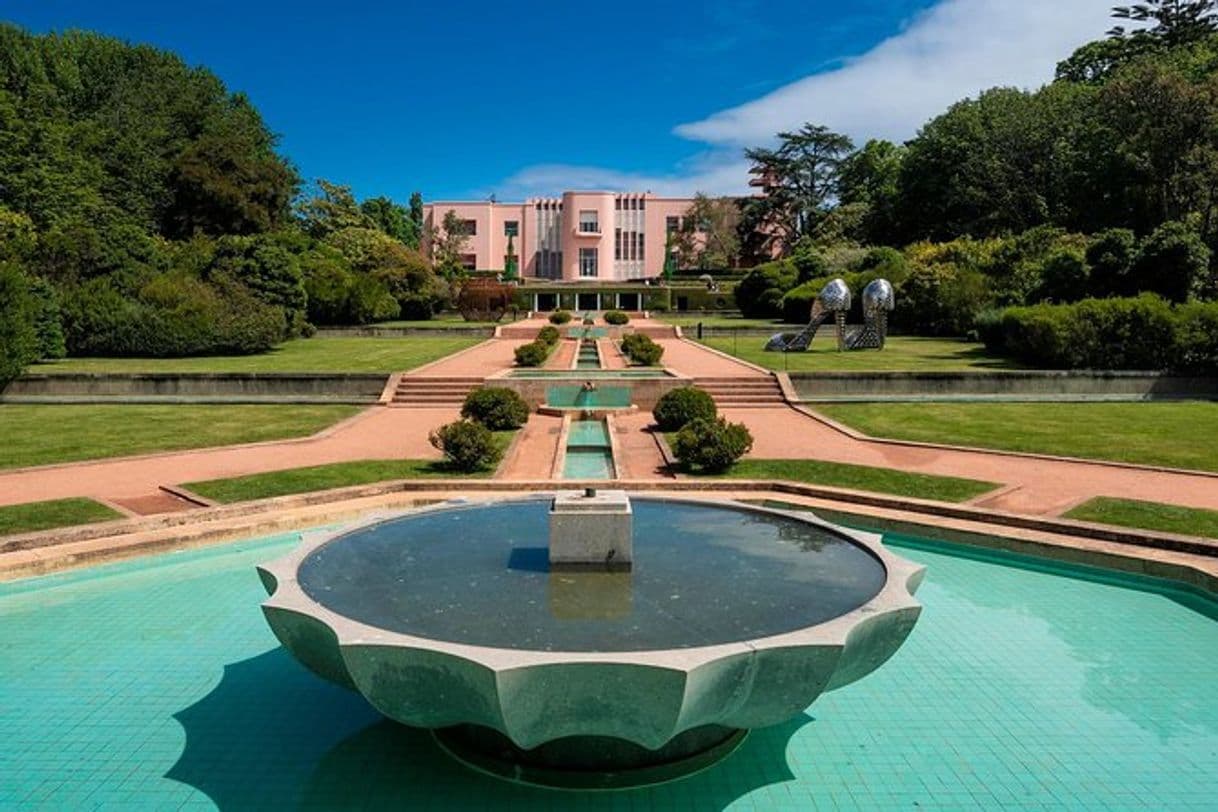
top-left (186, 433), bottom-right (515, 503)
top-left (0, 404), bottom-right (358, 470)
top-left (0, 498), bottom-right (123, 536)
top-left (29, 336), bottom-right (479, 374)
top-left (1065, 497), bottom-right (1218, 539)
top-left (818, 402), bottom-right (1218, 473)
top-left (698, 336), bottom-right (1016, 372)
top-left (690, 458), bottom-right (996, 503)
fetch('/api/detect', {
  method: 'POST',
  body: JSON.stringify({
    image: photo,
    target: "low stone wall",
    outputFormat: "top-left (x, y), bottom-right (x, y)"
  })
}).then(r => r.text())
top-left (489, 375), bottom-right (690, 410)
top-left (2, 373), bottom-right (389, 404)
top-left (789, 370), bottom-right (1218, 401)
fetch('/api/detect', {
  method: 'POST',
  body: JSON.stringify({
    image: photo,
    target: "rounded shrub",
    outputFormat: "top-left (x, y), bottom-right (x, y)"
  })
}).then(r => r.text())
top-left (428, 420), bottom-right (502, 472)
top-left (549, 310), bottom-right (572, 325)
top-left (624, 334), bottom-right (664, 366)
top-left (514, 340), bottom-right (551, 367)
top-left (653, 386), bottom-right (717, 432)
top-left (672, 417), bottom-right (754, 473)
top-left (604, 310), bottom-right (629, 325)
top-left (461, 386), bottom-right (530, 430)
top-left (537, 325), bottom-right (560, 345)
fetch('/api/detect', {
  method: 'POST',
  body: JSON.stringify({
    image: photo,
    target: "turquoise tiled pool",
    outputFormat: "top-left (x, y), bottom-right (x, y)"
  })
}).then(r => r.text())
top-left (3, 524), bottom-right (1218, 809)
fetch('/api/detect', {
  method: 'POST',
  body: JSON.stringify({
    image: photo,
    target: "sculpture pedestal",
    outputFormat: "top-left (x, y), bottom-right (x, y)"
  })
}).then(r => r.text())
top-left (548, 490), bottom-right (632, 571)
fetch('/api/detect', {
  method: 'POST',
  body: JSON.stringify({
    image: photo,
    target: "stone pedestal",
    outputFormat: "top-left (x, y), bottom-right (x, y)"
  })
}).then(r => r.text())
top-left (548, 490), bottom-right (632, 571)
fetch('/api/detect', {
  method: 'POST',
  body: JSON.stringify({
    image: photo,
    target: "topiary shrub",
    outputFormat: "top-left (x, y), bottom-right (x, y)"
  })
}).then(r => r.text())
top-left (461, 386), bottom-right (530, 430)
top-left (428, 420), bottom-right (503, 472)
top-left (653, 386), bottom-right (717, 432)
top-left (537, 325), bottom-right (560, 345)
top-left (672, 417), bottom-right (753, 473)
top-left (514, 340), bottom-right (551, 367)
top-left (621, 333), bottom-right (664, 366)
top-left (549, 310), bottom-right (572, 325)
top-left (604, 310), bottom-right (629, 325)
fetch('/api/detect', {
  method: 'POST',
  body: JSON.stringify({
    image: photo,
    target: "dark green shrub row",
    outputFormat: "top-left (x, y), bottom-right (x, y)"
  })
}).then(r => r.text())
top-left (428, 420), bottom-right (502, 472)
top-left (653, 387), bottom-right (717, 432)
top-left (60, 275), bottom-right (284, 357)
top-left (620, 333), bottom-right (664, 366)
top-left (514, 338), bottom-right (554, 367)
top-left (977, 295), bottom-right (1218, 372)
top-left (549, 310), bottom-right (573, 324)
top-left (673, 417), bottom-right (754, 473)
top-left (0, 263), bottom-right (36, 383)
top-left (461, 387), bottom-right (529, 430)
top-left (603, 310), bottom-right (629, 325)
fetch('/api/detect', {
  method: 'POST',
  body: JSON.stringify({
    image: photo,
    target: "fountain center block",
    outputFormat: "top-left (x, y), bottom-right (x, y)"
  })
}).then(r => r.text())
top-left (548, 489), bottom-right (632, 571)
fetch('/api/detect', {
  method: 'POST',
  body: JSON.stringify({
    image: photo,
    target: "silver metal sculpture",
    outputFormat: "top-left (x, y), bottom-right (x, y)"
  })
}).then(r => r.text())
top-left (846, 278), bottom-right (895, 350)
top-left (764, 278), bottom-right (895, 352)
top-left (765, 278), bottom-right (852, 352)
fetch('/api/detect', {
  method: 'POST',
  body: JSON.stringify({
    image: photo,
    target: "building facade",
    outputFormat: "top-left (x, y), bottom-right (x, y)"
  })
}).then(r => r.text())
top-left (422, 191), bottom-right (701, 282)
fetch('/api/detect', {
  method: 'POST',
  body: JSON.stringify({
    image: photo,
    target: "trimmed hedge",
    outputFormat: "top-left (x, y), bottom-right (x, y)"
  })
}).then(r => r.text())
top-left (537, 325), bottom-right (560, 345)
top-left (549, 310), bottom-right (573, 324)
top-left (620, 333), bottom-right (664, 366)
top-left (603, 310), bottom-right (629, 325)
top-left (977, 295), bottom-right (1218, 372)
top-left (653, 386), bottom-right (717, 432)
top-left (673, 417), bottom-right (754, 473)
top-left (428, 420), bottom-right (502, 472)
top-left (461, 387), bottom-right (530, 430)
top-left (514, 340), bottom-right (553, 367)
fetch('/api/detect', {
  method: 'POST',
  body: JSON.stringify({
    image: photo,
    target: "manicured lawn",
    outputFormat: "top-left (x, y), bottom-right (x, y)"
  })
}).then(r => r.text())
top-left (372, 314), bottom-right (511, 329)
top-left (657, 314), bottom-right (796, 329)
top-left (1065, 497), bottom-right (1218, 539)
top-left (28, 336), bottom-right (479, 374)
top-left (818, 402), bottom-right (1218, 473)
top-left (0, 404), bottom-right (359, 470)
top-left (186, 434), bottom-right (515, 503)
top-left (0, 498), bottom-right (124, 536)
top-left (687, 458), bottom-right (997, 503)
top-left (697, 336), bottom-right (1017, 372)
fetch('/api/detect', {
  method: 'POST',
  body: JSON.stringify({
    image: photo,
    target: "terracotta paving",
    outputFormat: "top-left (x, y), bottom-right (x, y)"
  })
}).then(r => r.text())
top-left (611, 412), bottom-right (672, 479)
top-left (0, 407), bottom-right (454, 511)
top-left (655, 337), bottom-right (762, 377)
top-left (497, 413), bottom-right (563, 480)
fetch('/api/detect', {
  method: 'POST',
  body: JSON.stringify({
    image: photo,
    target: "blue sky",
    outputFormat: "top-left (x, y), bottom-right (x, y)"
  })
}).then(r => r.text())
top-left (7, 0), bottom-right (1115, 202)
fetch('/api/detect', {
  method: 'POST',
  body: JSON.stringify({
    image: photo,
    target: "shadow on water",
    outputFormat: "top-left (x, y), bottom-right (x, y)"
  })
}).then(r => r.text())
top-left (167, 648), bottom-right (812, 810)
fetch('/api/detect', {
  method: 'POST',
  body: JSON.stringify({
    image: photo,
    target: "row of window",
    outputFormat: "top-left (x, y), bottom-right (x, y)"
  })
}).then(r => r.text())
top-left (614, 229), bottom-right (644, 262)
top-left (615, 198), bottom-right (645, 211)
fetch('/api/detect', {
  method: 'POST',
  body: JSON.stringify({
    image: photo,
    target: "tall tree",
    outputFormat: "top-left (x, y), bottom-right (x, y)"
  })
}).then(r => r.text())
top-left (681, 194), bottom-right (741, 269)
top-left (408, 192), bottom-right (425, 249)
top-left (744, 124), bottom-right (854, 251)
top-left (1110, 1), bottom-right (1218, 47)
top-left (296, 180), bottom-right (373, 238)
top-left (427, 210), bottom-right (472, 276)
top-left (361, 196), bottom-right (417, 245)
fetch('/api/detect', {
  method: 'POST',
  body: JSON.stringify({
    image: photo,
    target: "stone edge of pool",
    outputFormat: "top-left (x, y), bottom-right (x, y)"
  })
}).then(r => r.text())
top-left (1, 480), bottom-right (1216, 604)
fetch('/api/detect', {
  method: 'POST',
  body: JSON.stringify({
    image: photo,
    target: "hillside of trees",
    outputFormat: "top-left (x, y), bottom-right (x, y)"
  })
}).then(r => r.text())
top-left (0, 25), bottom-right (440, 381)
top-left (729, 2), bottom-right (1218, 371)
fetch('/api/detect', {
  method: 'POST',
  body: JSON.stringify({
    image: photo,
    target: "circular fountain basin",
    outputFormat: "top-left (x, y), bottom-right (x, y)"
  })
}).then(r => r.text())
top-left (258, 497), bottom-right (924, 787)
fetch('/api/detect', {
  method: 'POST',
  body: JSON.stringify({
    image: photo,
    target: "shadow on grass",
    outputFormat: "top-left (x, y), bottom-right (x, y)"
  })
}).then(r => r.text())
top-left (167, 648), bottom-right (814, 809)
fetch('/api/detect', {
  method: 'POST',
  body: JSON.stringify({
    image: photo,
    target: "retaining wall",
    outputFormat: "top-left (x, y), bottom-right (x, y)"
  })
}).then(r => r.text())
top-left (2, 373), bottom-right (390, 404)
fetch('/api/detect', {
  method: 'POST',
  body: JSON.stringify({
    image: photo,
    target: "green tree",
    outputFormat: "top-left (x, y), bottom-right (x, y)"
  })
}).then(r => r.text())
top-left (28, 276), bottom-right (67, 359)
top-left (681, 194), bottom-right (741, 269)
top-left (838, 139), bottom-right (905, 243)
top-left (0, 264), bottom-right (38, 382)
top-left (297, 180), bottom-right (373, 238)
top-left (1110, 1), bottom-right (1218, 47)
top-left (361, 196), bottom-right (418, 245)
top-left (427, 210), bottom-right (472, 277)
top-left (408, 192), bottom-right (425, 249)
top-left (1086, 228), bottom-right (1139, 296)
top-left (744, 124), bottom-right (854, 249)
top-left (1131, 220), bottom-right (1212, 301)
top-left (209, 234), bottom-right (307, 334)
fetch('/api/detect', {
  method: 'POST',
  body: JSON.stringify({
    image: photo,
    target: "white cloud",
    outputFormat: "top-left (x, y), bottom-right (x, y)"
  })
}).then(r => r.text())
top-left (491, 0), bottom-right (1116, 199)
top-left (675, 0), bottom-right (1115, 147)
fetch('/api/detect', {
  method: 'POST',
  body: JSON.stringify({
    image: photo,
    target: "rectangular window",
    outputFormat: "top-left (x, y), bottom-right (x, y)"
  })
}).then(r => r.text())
top-left (460, 253), bottom-right (477, 270)
top-left (579, 247), bottom-right (598, 277)
top-left (666, 216), bottom-right (679, 234)
top-left (638, 233), bottom-right (644, 260)
top-left (615, 228), bottom-right (622, 260)
top-left (578, 210), bottom-right (599, 233)
top-left (458, 219), bottom-right (477, 236)
top-left (504, 220), bottom-right (518, 237)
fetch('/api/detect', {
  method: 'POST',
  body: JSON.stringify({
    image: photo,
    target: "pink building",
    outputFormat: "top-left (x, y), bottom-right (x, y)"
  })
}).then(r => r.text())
top-left (422, 191), bottom-right (701, 282)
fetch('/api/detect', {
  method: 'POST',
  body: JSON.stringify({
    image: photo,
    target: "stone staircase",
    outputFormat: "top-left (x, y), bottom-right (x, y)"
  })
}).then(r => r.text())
top-left (391, 376), bottom-right (483, 407)
top-left (694, 376), bottom-right (786, 407)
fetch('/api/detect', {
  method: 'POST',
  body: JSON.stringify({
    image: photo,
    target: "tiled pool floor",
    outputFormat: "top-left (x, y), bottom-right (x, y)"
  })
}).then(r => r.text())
top-left (2, 528), bottom-right (1217, 810)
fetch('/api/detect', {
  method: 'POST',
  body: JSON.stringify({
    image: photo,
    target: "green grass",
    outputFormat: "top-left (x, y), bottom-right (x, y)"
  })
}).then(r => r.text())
top-left (0, 497), bottom-right (124, 536)
top-left (656, 314), bottom-right (795, 328)
top-left (28, 336), bottom-right (479, 374)
top-left (0, 404), bottom-right (359, 470)
top-left (371, 314), bottom-right (512, 329)
top-left (186, 433), bottom-right (515, 503)
top-left (685, 457), bottom-right (997, 503)
top-left (817, 401), bottom-right (1218, 473)
top-left (1065, 497), bottom-right (1218, 539)
top-left (698, 335), bottom-right (1017, 372)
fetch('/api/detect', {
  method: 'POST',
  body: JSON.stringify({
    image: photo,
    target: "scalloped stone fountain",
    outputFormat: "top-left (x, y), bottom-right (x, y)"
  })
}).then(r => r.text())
top-left (258, 494), bottom-right (924, 788)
